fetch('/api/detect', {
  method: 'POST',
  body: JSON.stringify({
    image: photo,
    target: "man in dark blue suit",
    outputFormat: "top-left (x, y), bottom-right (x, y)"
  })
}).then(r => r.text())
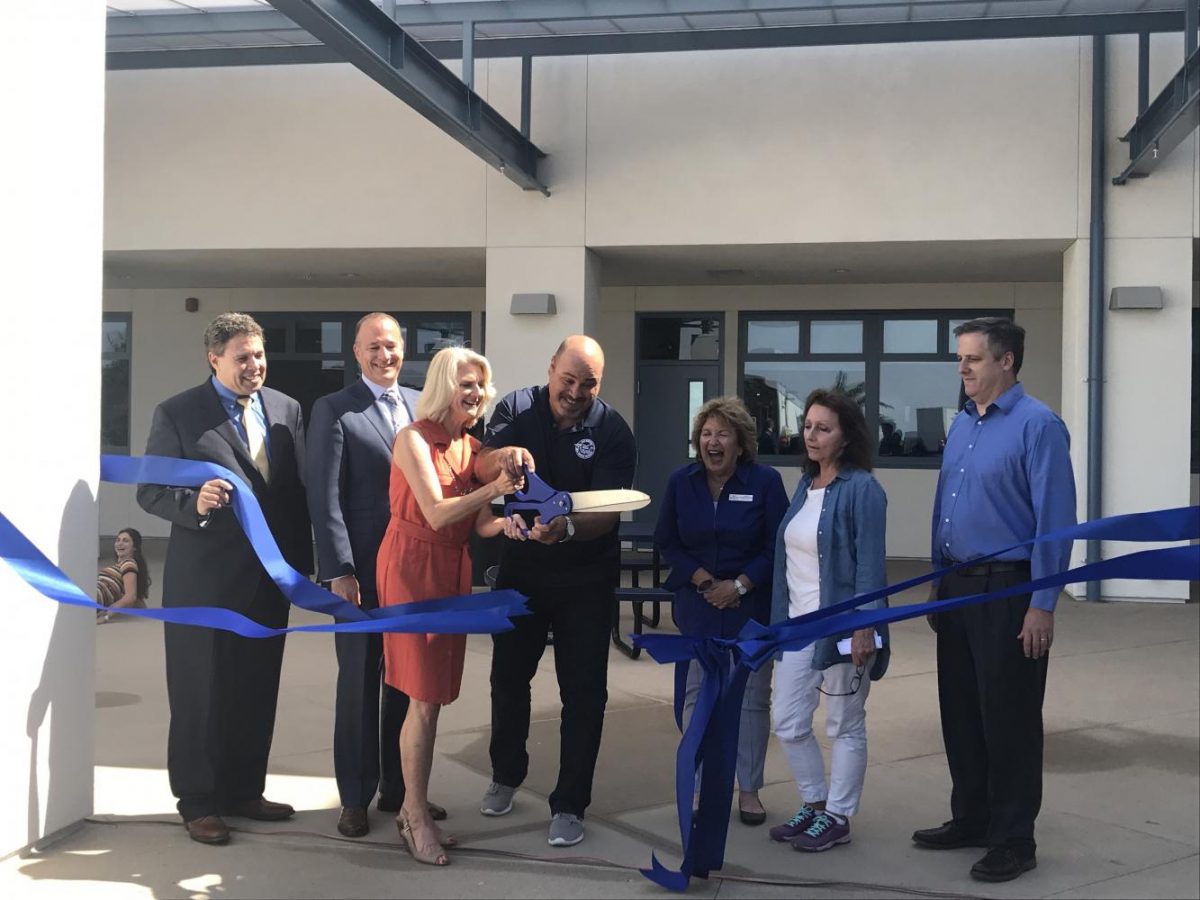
top-left (306, 312), bottom-right (444, 837)
top-left (138, 312), bottom-right (312, 846)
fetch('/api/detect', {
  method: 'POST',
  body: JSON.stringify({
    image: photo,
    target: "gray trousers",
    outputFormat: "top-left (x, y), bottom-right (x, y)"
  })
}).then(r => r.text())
top-left (682, 657), bottom-right (774, 792)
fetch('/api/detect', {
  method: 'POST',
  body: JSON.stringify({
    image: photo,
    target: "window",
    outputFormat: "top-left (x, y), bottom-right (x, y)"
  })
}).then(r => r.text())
top-left (101, 313), bottom-right (132, 453)
top-left (255, 311), bottom-right (472, 423)
top-left (739, 310), bottom-right (1011, 467)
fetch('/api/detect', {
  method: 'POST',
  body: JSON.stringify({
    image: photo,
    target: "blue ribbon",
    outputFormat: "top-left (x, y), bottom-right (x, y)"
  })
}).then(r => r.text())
top-left (635, 506), bottom-right (1200, 890)
top-left (0, 454), bottom-right (527, 638)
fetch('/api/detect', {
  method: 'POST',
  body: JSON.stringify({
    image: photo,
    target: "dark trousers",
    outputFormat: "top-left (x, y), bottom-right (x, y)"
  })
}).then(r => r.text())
top-left (489, 575), bottom-right (613, 817)
top-left (333, 629), bottom-right (407, 808)
top-left (164, 580), bottom-right (287, 821)
top-left (935, 565), bottom-right (1047, 853)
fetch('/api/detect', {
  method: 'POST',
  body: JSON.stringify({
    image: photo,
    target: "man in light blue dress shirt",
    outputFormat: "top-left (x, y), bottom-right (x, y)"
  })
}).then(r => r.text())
top-left (913, 318), bottom-right (1075, 884)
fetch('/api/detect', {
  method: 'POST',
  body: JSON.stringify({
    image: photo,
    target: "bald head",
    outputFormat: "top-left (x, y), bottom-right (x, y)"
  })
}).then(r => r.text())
top-left (547, 334), bottom-right (605, 428)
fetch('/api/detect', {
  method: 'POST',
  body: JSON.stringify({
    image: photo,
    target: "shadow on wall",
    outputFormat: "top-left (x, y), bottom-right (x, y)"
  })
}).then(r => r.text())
top-left (25, 479), bottom-right (95, 848)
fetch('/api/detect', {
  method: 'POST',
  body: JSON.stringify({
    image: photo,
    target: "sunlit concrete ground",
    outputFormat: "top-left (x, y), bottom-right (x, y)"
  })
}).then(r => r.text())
top-left (3, 545), bottom-right (1197, 899)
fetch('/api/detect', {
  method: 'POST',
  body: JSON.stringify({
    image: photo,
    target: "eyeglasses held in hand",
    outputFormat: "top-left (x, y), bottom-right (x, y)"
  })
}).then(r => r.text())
top-left (818, 664), bottom-right (865, 697)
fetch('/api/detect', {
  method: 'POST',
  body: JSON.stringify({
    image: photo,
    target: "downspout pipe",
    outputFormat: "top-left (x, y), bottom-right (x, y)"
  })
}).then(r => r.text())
top-left (1086, 35), bottom-right (1106, 602)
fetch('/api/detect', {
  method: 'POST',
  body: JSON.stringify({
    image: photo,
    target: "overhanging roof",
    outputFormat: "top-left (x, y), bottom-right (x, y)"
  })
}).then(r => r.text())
top-left (108, 1), bottom-right (1189, 62)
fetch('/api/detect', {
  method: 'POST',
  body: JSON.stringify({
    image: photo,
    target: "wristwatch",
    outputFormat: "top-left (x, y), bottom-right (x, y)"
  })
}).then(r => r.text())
top-left (733, 577), bottom-right (748, 597)
top-left (559, 515), bottom-right (575, 543)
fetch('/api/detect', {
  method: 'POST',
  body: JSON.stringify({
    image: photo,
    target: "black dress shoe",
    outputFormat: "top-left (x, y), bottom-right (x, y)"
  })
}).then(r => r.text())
top-left (970, 847), bottom-right (1037, 882)
top-left (337, 806), bottom-right (369, 837)
top-left (227, 796), bottom-right (295, 821)
top-left (738, 807), bottom-right (767, 826)
top-left (912, 820), bottom-right (988, 850)
top-left (185, 815), bottom-right (230, 845)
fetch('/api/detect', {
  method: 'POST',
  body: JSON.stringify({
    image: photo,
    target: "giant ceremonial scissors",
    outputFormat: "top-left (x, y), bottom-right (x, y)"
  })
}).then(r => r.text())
top-left (503, 468), bottom-right (650, 522)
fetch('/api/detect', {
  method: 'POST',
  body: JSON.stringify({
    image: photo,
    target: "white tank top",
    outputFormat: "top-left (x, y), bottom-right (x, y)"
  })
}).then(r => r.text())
top-left (784, 487), bottom-right (825, 619)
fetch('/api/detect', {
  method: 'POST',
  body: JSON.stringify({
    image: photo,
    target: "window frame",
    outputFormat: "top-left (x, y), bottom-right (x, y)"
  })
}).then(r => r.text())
top-left (738, 308), bottom-right (1013, 469)
top-left (101, 312), bottom-right (133, 454)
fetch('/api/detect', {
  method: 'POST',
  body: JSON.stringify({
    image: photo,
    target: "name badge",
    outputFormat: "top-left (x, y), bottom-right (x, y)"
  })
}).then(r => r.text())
top-left (729, 493), bottom-right (754, 502)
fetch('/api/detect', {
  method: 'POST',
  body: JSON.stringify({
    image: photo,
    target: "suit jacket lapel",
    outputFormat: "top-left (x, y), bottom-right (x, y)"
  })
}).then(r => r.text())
top-left (205, 382), bottom-right (268, 489)
top-left (353, 380), bottom-right (397, 450)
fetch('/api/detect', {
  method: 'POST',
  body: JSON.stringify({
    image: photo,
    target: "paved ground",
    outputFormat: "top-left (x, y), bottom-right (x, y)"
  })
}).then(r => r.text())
top-left (3, 551), bottom-right (1198, 899)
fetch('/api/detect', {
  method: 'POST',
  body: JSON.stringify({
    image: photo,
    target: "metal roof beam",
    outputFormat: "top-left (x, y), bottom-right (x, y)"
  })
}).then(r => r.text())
top-left (107, 9), bottom-right (300, 38)
top-left (418, 11), bottom-right (1186, 56)
top-left (264, 0), bottom-right (546, 193)
top-left (1113, 46), bottom-right (1199, 184)
top-left (386, 0), bottom-right (1186, 26)
top-left (107, 10), bottom-right (1185, 69)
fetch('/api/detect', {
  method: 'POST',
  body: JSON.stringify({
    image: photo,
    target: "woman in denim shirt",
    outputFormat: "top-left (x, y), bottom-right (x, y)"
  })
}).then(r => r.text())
top-left (655, 397), bottom-right (787, 826)
top-left (767, 389), bottom-right (890, 853)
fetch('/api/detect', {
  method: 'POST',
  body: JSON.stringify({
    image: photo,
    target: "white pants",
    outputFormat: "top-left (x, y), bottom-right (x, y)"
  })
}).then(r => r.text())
top-left (682, 657), bottom-right (774, 792)
top-left (771, 646), bottom-right (871, 817)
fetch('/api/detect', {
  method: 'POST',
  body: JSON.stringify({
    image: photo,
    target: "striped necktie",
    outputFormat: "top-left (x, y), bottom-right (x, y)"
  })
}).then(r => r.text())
top-left (235, 395), bottom-right (270, 479)
top-left (380, 391), bottom-right (404, 435)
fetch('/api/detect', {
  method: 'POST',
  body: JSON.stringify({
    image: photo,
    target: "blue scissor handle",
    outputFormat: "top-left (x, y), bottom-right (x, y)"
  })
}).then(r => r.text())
top-left (503, 467), bottom-right (573, 523)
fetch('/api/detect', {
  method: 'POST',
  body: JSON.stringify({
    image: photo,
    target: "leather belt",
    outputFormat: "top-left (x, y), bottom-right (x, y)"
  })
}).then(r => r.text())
top-left (943, 559), bottom-right (1031, 578)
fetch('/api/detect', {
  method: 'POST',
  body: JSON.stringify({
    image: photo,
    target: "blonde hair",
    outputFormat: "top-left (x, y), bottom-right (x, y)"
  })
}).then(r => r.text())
top-left (415, 347), bottom-right (496, 426)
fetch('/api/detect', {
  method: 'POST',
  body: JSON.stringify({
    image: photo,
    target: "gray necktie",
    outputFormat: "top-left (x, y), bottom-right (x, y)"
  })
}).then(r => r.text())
top-left (380, 391), bottom-right (404, 434)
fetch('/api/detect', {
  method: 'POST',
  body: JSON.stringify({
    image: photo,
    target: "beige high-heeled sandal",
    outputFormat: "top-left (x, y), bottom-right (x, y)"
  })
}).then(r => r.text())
top-left (396, 812), bottom-right (449, 867)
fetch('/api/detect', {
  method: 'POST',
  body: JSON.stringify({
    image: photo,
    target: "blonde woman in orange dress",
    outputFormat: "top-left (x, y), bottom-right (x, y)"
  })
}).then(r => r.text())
top-left (376, 347), bottom-right (524, 867)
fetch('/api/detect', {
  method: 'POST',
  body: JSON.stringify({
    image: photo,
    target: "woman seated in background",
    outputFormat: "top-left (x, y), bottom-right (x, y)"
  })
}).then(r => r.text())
top-left (655, 396), bottom-right (788, 826)
top-left (96, 527), bottom-right (150, 623)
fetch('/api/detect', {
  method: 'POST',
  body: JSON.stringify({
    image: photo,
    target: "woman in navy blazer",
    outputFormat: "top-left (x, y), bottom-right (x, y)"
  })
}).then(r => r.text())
top-left (655, 396), bottom-right (787, 825)
top-left (767, 388), bottom-right (889, 854)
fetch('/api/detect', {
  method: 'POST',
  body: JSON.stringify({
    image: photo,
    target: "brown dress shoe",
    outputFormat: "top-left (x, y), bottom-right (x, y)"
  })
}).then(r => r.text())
top-left (185, 816), bottom-right (230, 845)
top-left (337, 806), bottom-right (369, 837)
top-left (227, 796), bottom-right (295, 821)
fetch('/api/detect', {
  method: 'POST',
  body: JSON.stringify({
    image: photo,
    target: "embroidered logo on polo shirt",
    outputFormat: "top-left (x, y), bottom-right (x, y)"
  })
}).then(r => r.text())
top-left (574, 438), bottom-right (596, 460)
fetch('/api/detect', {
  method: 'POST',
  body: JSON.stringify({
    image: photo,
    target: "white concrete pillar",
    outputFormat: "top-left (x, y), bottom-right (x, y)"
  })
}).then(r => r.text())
top-left (1062, 33), bottom-right (1196, 603)
top-left (0, 1), bottom-right (105, 853)
top-left (484, 247), bottom-right (601, 398)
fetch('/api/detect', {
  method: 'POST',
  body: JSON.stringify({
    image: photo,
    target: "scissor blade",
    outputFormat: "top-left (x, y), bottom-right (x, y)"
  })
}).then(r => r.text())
top-left (567, 489), bottom-right (651, 513)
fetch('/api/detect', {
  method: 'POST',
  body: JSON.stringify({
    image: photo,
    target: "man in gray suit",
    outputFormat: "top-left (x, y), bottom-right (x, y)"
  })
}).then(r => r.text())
top-left (138, 312), bottom-right (312, 846)
top-left (306, 312), bottom-right (444, 837)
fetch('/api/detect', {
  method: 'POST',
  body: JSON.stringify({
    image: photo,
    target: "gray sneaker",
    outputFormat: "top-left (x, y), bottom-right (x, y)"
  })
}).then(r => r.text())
top-left (480, 782), bottom-right (515, 816)
top-left (547, 813), bottom-right (585, 847)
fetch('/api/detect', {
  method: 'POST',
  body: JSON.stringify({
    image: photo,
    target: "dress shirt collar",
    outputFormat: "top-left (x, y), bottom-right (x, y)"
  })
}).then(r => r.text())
top-left (964, 381), bottom-right (1025, 418)
top-left (361, 375), bottom-right (400, 402)
top-left (684, 459), bottom-right (754, 487)
top-left (210, 375), bottom-right (258, 407)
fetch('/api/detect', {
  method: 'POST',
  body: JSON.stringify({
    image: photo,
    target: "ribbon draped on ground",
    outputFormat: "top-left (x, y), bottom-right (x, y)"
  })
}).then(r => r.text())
top-left (635, 505), bottom-right (1200, 891)
top-left (0, 454), bottom-right (527, 638)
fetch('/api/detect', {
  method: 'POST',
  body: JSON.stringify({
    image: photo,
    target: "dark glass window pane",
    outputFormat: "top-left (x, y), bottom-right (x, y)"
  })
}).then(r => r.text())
top-left (101, 359), bottom-right (130, 450)
top-left (743, 361), bottom-right (866, 455)
top-left (639, 317), bottom-right (721, 361)
top-left (263, 326), bottom-right (287, 353)
top-left (878, 361), bottom-right (960, 458)
top-left (884, 319), bottom-right (938, 354)
top-left (810, 320), bottom-right (863, 354)
top-left (295, 320), bottom-right (342, 353)
top-left (102, 320), bottom-right (129, 355)
top-left (268, 359), bottom-right (345, 424)
top-left (414, 320), bottom-right (467, 356)
top-left (398, 360), bottom-right (429, 391)
top-left (746, 320), bottom-right (799, 355)
top-left (948, 319), bottom-right (970, 353)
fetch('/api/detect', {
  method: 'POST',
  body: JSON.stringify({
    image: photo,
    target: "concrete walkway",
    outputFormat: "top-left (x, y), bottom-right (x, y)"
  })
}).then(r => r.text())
top-left (4, 557), bottom-right (1197, 899)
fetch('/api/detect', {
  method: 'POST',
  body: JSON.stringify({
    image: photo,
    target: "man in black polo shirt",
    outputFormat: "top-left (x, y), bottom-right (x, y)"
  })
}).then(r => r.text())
top-left (474, 335), bottom-right (636, 848)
